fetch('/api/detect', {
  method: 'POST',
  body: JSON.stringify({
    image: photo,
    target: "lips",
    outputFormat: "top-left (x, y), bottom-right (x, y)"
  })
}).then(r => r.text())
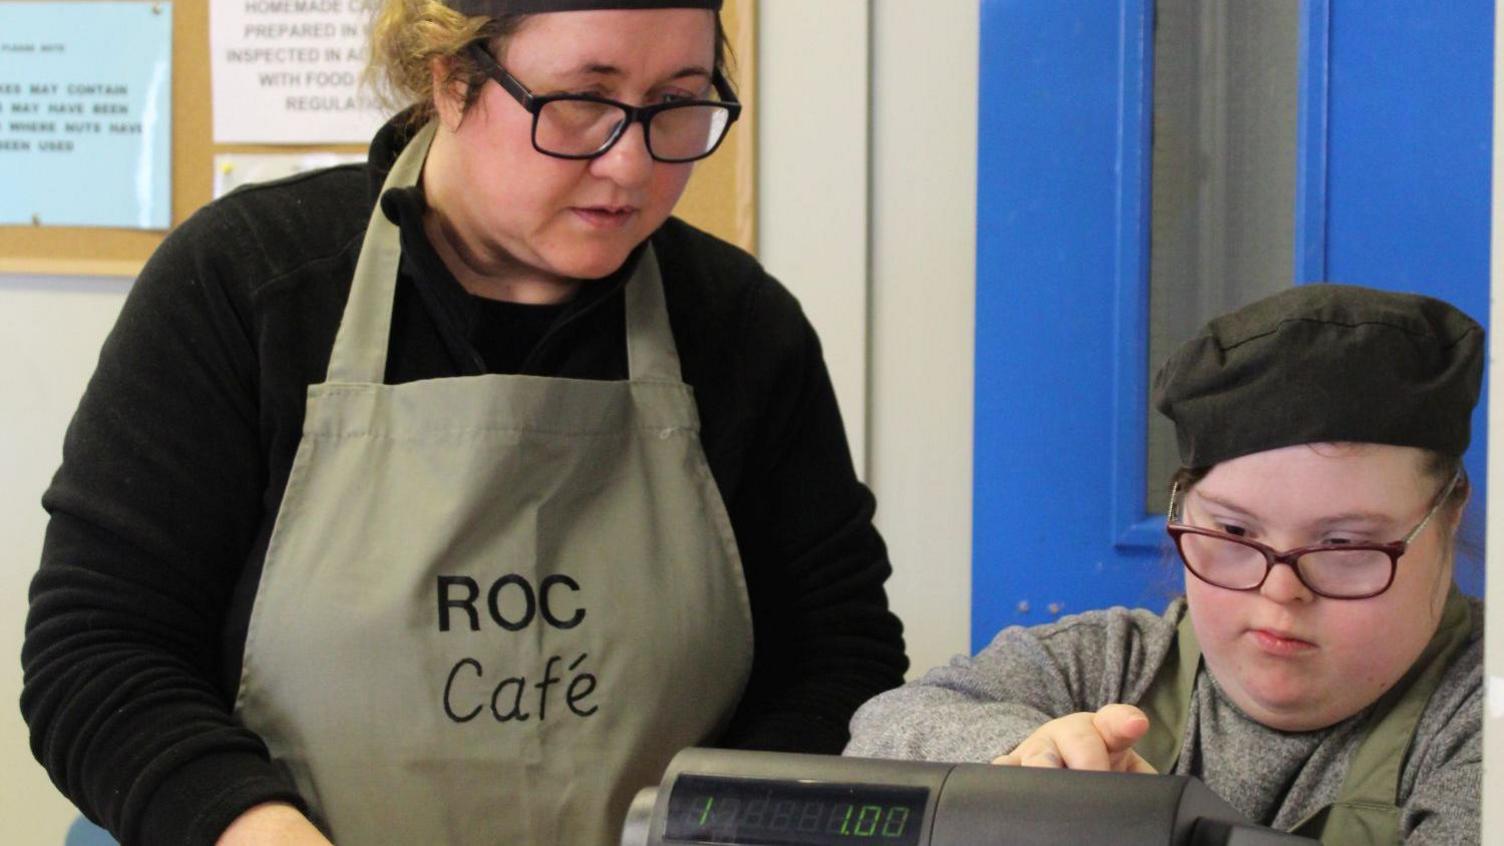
top-left (571, 205), bottom-right (639, 229)
top-left (1251, 628), bottom-right (1317, 656)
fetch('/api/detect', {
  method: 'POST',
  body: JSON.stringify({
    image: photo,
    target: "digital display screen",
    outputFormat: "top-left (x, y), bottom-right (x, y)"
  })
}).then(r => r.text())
top-left (664, 774), bottom-right (928, 846)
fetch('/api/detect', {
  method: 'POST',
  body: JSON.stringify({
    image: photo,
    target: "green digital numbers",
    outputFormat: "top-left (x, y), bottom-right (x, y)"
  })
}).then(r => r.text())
top-left (693, 796), bottom-right (715, 826)
top-left (666, 775), bottom-right (926, 846)
top-left (825, 802), bottom-right (909, 838)
top-left (881, 808), bottom-right (910, 837)
top-left (830, 803), bottom-right (854, 834)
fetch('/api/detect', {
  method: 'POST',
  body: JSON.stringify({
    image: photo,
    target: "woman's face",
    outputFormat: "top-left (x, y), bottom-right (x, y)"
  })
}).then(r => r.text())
top-left (1181, 443), bottom-right (1455, 731)
top-left (429, 9), bottom-right (715, 283)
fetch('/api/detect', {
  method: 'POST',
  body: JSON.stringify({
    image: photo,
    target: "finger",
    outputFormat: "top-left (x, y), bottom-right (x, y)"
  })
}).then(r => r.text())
top-left (1049, 722), bottom-right (1111, 771)
top-left (1120, 750), bottom-right (1158, 775)
top-left (1001, 733), bottom-right (1050, 762)
top-left (1018, 741), bottom-right (1064, 769)
top-left (1020, 750), bottom-right (1063, 768)
top-left (991, 753), bottom-right (1020, 766)
top-left (1005, 732), bottom-right (1063, 768)
top-left (1092, 704), bottom-right (1150, 755)
top-left (1004, 728), bottom-right (1064, 761)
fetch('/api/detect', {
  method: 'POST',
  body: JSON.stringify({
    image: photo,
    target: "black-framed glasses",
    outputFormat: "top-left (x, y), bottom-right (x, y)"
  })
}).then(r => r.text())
top-left (467, 44), bottom-right (741, 163)
top-left (1164, 471), bottom-right (1461, 600)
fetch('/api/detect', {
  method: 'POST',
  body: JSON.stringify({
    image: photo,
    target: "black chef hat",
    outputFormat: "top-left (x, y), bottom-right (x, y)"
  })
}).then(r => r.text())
top-left (446, 0), bottom-right (721, 13)
top-left (1152, 283), bottom-right (1483, 468)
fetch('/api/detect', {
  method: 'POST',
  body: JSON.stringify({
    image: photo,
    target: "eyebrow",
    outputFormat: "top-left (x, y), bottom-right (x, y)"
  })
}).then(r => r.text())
top-left (1192, 491), bottom-right (1394, 529)
top-left (1307, 513), bottom-right (1397, 529)
top-left (1189, 492), bottom-right (1256, 519)
top-left (561, 62), bottom-right (711, 83)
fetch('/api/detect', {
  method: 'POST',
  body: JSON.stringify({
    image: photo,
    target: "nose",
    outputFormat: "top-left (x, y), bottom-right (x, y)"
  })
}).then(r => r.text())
top-left (1259, 559), bottom-right (1316, 604)
top-left (589, 119), bottom-right (654, 189)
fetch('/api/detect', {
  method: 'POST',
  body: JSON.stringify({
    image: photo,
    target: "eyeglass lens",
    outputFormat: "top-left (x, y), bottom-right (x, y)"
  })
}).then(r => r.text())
top-left (1177, 533), bottom-right (1394, 598)
top-left (535, 99), bottom-right (732, 161)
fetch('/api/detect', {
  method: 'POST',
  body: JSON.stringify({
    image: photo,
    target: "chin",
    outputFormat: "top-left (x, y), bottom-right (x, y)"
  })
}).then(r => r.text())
top-left (551, 247), bottom-right (640, 281)
top-left (1235, 683), bottom-right (1347, 732)
top-left (1247, 707), bottom-right (1330, 733)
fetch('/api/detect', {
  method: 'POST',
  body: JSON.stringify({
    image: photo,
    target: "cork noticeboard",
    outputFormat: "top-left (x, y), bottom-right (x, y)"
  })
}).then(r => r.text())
top-left (0, 0), bottom-right (756, 277)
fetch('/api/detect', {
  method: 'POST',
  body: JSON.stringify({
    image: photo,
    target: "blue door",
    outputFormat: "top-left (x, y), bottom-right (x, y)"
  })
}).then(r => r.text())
top-left (972, 0), bottom-right (1492, 648)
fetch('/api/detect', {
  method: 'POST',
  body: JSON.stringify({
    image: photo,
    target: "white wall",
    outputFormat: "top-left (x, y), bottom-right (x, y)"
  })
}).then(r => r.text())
top-left (756, 0), bottom-right (871, 468)
top-left (866, 0), bottom-right (978, 679)
top-left (0, 276), bottom-right (132, 843)
top-left (758, 0), bottom-right (977, 680)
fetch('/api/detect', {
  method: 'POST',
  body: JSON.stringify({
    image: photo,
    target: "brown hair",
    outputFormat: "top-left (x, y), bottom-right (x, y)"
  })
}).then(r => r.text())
top-left (364, 0), bottom-right (735, 129)
top-left (1169, 447), bottom-right (1469, 525)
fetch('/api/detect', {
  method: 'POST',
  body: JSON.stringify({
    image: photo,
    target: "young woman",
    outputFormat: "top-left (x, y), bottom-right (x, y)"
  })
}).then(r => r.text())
top-left (22, 2), bottom-right (906, 844)
top-left (846, 284), bottom-right (1483, 845)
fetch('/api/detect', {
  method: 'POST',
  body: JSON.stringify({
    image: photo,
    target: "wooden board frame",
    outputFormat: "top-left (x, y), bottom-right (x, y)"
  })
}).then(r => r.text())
top-left (0, 0), bottom-right (756, 277)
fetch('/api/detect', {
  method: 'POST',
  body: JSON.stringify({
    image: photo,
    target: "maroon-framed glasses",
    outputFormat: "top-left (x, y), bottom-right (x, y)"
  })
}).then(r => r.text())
top-left (1164, 471), bottom-right (1461, 600)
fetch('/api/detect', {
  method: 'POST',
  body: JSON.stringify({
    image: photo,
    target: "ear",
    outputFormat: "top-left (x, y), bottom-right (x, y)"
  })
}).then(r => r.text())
top-left (1439, 468), bottom-right (1471, 532)
top-left (1446, 488), bottom-right (1470, 531)
top-left (430, 55), bottom-right (468, 131)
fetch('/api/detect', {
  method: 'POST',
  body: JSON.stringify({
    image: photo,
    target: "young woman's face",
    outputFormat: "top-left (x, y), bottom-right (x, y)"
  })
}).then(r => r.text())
top-left (1181, 443), bottom-right (1455, 731)
top-left (430, 9), bottom-right (715, 282)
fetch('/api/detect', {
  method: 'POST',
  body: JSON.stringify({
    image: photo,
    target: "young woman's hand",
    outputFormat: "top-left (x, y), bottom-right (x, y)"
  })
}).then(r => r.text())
top-left (992, 703), bottom-right (1157, 774)
top-left (216, 802), bottom-right (334, 845)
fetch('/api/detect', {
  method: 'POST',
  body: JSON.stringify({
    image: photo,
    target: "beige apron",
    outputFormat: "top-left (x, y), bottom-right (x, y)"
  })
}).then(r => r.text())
top-left (1139, 588), bottom-right (1475, 845)
top-left (234, 122), bottom-right (754, 845)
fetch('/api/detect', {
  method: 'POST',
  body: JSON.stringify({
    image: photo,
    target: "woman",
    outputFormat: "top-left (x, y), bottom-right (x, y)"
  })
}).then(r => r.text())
top-left (21, 2), bottom-right (907, 844)
top-left (846, 284), bottom-right (1483, 844)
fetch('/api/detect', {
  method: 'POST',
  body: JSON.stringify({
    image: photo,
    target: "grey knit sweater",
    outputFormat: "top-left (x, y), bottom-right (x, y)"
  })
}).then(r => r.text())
top-left (844, 598), bottom-right (1482, 844)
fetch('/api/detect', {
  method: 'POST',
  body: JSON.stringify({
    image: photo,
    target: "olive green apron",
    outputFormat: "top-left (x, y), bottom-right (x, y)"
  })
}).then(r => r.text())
top-left (233, 121), bottom-right (754, 845)
top-left (1138, 588), bottom-right (1474, 845)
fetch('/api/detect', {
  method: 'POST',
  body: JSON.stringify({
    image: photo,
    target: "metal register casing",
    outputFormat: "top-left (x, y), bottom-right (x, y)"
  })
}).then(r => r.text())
top-left (621, 748), bottom-right (1318, 846)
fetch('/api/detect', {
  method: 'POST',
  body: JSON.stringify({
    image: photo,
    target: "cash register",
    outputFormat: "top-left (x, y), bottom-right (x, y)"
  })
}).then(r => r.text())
top-left (621, 749), bottom-right (1318, 846)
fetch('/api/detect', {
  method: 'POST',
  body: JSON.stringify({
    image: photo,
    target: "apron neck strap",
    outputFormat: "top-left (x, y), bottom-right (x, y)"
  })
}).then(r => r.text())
top-left (1138, 601), bottom-right (1201, 773)
top-left (621, 244), bottom-right (682, 382)
top-left (1294, 585), bottom-right (1475, 831)
top-left (326, 121), bottom-right (437, 384)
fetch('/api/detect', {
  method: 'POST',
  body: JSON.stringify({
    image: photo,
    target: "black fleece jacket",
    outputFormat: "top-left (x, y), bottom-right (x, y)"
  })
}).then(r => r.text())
top-left (21, 119), bottom-right (907, 845)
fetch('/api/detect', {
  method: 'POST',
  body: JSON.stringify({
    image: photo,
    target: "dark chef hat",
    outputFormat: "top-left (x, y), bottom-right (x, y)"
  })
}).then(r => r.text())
top-left (446, 0), bottom-right (722, 13)
top-left (1152, 283), bottom-right (1483, 468)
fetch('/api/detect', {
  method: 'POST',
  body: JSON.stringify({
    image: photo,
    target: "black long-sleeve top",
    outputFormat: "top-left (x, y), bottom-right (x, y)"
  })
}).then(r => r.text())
top-left (21, 118), bottom-right (908, 845)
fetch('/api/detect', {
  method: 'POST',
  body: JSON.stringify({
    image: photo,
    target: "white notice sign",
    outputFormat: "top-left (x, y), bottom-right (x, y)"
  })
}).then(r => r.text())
top-left (211, 0), bottom-right (391, 143)
top-left (213, 151), bottom-right (364, 198)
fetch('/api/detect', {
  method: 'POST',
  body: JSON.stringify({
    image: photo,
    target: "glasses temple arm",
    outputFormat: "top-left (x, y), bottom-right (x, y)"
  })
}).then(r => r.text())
top-left (1403, 468), bottom-right (1464, 543)
top-left (712, 69), bottom-right (739, 105)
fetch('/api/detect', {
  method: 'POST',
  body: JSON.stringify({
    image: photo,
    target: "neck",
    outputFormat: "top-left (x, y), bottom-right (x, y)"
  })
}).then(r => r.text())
top-left (420, 137), bottom-right (582, 305)
top-left (421, 209), bottom-right (581, 304)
